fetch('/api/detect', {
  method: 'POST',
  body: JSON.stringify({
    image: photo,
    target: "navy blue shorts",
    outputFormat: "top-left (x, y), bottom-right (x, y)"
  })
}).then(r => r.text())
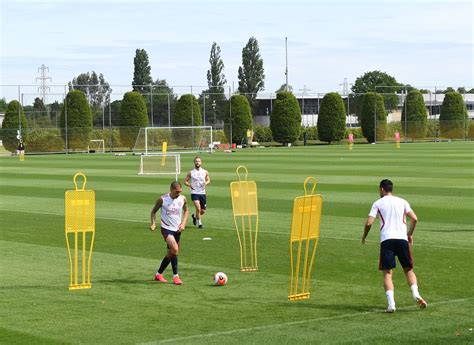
top-left (161, 228), bottom-right (181, 246)
top-left (191, 194), bottom-right (207, 210)
top-left (379, 239), bottom-right (413, 270)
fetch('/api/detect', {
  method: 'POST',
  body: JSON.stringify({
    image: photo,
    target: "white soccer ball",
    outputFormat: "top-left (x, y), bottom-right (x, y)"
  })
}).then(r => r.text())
top-left (213, 272), bottom-right (228, 286)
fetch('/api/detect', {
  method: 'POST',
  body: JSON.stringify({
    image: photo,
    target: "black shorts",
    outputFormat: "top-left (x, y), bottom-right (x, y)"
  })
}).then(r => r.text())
top-left (191, 194), bottom-right (207, 210)
top-left (161, 228), bottom-right (181, 246)
top-left (379, 239), bottom-right (413, 271)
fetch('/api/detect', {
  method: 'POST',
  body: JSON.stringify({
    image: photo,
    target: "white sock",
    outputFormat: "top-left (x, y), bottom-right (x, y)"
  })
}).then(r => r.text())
top-left (386, 290), bottom-right (395, 307)
top-left (410, 284), bottom-right (421, 300)
top-left (198, 219), bottom-right (202, 225)
top-left (173, 274), bottom-right (179, 278)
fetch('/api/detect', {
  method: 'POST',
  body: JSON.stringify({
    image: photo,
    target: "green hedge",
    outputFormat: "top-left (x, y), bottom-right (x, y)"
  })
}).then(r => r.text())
top-left (299, 126), bottom-right (318, 141)
top-left (26, 128), bottom-right (64, 152)
top-left (213, 130), bottom-right (228, 144)
top-left (1, 100), bottom-right (28, 152)
top-left (344, 127), bottom-right (363, 139)
top-left (254, 126), bottom-right (273, 142)
top-left (91, 129), bottom-right (122, 149)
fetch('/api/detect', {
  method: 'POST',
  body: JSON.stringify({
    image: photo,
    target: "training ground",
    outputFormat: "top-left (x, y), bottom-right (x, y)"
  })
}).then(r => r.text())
top-left (1, 142), bottom-right (473, 344)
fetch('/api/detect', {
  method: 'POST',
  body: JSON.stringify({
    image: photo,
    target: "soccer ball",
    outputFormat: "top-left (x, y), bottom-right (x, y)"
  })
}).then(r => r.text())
top-left (214, 272), bottom-right (228, 286)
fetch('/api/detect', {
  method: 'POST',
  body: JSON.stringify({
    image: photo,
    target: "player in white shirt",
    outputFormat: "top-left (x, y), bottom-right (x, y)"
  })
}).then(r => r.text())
top-left (150, 181), bottom-right (188, 285)
top-left (361, 179), bottom-right (427, 313)
top-left (184, 156), bottom-right (210, 229)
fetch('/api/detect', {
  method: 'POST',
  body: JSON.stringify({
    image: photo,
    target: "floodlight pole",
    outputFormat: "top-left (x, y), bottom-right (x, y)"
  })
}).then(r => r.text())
top-left (150, 84), bottom-right (154, 127)
top-left (212, 100), bottom-right (216, 128)
top-left (203, 93), bottom-right (206, 126)
top-left (286, 38), bottom-right (288, 90)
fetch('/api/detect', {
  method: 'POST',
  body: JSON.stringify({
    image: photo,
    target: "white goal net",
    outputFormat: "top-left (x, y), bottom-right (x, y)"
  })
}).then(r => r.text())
top-left (133, 126), bottom-right (213, 154)
top-left (139, 153), bottom-right (181, 180)
top-left (88, 139), bottom-right (105, 153)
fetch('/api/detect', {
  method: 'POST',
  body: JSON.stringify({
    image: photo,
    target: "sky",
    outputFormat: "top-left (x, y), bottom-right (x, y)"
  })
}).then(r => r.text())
top-left (0, 0), bottom-right (473, 103)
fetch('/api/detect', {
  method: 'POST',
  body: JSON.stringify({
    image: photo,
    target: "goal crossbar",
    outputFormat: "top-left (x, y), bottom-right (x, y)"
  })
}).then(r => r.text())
top-left (138, 153), bottom-right (181, 180)
top-left (133, 126), bottom-right (213, 155)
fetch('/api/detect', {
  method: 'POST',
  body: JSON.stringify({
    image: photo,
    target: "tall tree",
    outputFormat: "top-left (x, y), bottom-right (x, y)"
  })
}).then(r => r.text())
top-left (207, 42), bottom-right (227, 93)
top-left (0, 100), bottom-right (28, 152)
top-left (0, 98), bottom-right (7, 112)
top-left (317, 93), bottom-right (347, 144)
top-left (224, 95), bottom-right (253, 145)
top-left (352, 70), bottom-right (402, 111)
top-left (33, 97), bottom-right (46, 112)
top-left (201, 42), bottom-right (227, 125)
top-left (439, 92), bottom-right (468, 139)
top-left (401, 90), bottom-right (428, 139)
top-left (172, 94), bottom-right (201, 127)
top-left (119, 91), bottom-right (148, 148)
top-left (360, 92), bottom-right (387, 143)
top-left (270, 92), bottom-right (301, 145)
top-left (60, 90), bottom-right (93, 150)
top-left (68, 71), bottom-right (111, 108)
top-left (132, 49), bottom-right (153, 94)
top-left (238, 37), bottom-right (265, 109)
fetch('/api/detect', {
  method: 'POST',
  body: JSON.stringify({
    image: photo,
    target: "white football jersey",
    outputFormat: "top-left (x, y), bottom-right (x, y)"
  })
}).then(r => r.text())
top-left (160, 193), bottom-right (185, 232)
top-left (369, 195), bottom-right (413, 242)
top-left (190, 168), bottom-right (208, 195)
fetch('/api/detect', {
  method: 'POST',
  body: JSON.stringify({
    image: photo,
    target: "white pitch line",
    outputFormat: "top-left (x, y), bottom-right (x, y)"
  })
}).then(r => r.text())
top-left (140, 297), bottom-right (473, 344)
top-left (1, 209), bottom-right (472, 251)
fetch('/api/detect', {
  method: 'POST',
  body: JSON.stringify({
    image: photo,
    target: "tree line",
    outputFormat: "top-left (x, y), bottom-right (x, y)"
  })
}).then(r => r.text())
top-left (1, 37), bottom-right (472, 150)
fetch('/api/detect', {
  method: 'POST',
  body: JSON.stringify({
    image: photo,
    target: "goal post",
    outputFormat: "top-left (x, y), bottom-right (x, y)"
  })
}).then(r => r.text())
top-left (133, 126), bottom-right (213, 154)
top-left (87, 139), bottom-right (105, 153)
top-left (139, 153), bottom-right (181, 180)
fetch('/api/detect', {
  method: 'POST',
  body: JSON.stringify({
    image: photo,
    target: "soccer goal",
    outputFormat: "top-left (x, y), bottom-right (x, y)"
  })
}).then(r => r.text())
top-left (87, 139), bottom-right (105, 153)
top-left (133, 126), bottom-right (213, 154)
top-left (138, 153), bottom-right (181, 180)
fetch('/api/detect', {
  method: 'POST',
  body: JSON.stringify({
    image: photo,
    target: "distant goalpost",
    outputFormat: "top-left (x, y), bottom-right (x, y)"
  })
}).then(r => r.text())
top-left (87, 139), bottom-right (105, 153)
top-left (133, 126), bottom-right (213, 155)
top-left (138, 153), bottom-right (181, 180)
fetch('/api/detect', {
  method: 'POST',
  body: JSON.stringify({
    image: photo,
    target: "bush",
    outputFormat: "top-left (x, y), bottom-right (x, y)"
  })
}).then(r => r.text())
top-left (26, 128), bottom-right (64, 153)
top-left (224, 95), bottom-right (252, 144)
top-left (401, 90), bottom-right (428, 139)
top-left (468, 121), bottom-right (474, 140)
top-left (299, 126), bottom-right (318, 141)
top-left (439, 92), bottom-right (468, 139)
top-left (0, 100), bottom-right (28, 152)
top-left (426, 119), bottom-right (439, 138)
top-left (344, 127), bottom-right (363, 140)
top-left (270, 92), bottom-right (301, 145)
top-left (60, 90), bottom-right (93, 150)
top-left (91, 128), bottom-right (122, 149)
top-left (254, 126), bottom-right (273, 142)
top-left (317, 93), bottom-right (346, 143)
top-left (213, 130), bottom-right (229, 144)
top-left (119, 91), bottom-right (148, 149)
top-left (360, 92), bottom-right (387, 143)
top-left (387, 121), bottom-right (402, 139)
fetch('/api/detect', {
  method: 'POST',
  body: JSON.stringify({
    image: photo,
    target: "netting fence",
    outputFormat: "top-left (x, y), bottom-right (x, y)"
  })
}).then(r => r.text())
top-left (1, 85), bottom-right (472, 154)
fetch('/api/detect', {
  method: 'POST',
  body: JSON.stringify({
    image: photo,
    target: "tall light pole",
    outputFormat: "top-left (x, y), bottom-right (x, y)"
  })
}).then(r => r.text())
top-left (212, 100), bottom-right (216, 128)
top-left (285, 37), bottom-right (288, 91)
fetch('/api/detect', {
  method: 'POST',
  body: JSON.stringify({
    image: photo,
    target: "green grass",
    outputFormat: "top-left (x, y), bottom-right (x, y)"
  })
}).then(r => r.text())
top-left (1, 142), bottom-right (473, 344)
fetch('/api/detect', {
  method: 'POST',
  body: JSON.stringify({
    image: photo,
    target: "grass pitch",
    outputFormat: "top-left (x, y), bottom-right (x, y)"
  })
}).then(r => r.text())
top-left (1, 142), bottom-right (473, 344)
